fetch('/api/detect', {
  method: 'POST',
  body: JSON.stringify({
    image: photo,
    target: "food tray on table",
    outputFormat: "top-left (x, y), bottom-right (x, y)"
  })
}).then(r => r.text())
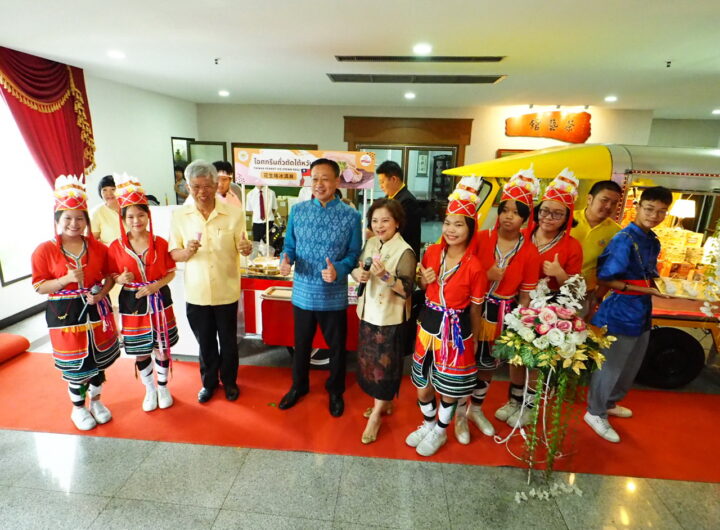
top-left (654, 277), bottom-right (718, 302)
top-left (246, 256), bottom-right (285, 277)
top-left (260, 286), bottom-right (293, 301)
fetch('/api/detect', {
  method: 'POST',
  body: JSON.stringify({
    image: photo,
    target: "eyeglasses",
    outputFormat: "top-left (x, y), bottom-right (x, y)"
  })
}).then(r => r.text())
top-left (639, 206), bottom-right (668, 218)
top-left (538, 208), bottom-right (566, 220)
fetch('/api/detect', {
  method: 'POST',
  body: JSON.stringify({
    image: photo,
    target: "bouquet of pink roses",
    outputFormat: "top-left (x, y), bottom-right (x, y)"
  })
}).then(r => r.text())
top-left (491, 274), bottom-right (614, 479)
top-left (493, 275), bottom-right (611, 379)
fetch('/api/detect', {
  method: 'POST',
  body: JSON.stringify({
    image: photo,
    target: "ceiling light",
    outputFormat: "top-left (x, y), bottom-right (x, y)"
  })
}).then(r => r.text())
top-left (404, 92), bottom-right (416, 100)
top-left (712, 109), bottom-right (720, 115)
top-left (106, 50), bottom-right (126, 60)
top-left (218, 90), bottom-right (230, 97)
top-left (413, 43), bottom-right (432, 55)
top-left (604, 95), bottom-right (618, 102)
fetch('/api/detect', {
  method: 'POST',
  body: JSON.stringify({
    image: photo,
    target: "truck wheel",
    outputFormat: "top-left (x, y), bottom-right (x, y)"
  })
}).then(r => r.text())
top-left (636, 328), bottom-right (705, 389)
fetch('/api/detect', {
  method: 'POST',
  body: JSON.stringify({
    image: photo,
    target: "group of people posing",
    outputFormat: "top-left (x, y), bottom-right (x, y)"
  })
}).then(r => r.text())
top-left (32, 157), bottom-right (672, 457)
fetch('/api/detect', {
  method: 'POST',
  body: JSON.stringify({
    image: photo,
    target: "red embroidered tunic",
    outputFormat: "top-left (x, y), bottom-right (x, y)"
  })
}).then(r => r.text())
top-left (108, 236), bottom-right (178, 356)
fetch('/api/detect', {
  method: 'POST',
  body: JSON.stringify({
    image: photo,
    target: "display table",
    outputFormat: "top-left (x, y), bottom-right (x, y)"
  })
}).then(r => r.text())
top-left (241, 275), bottom-right (292, 335)
top-left (261, 289), bottom-right (359, 351)
top-left (242, 271), bottom-right (360, 351)
top-left (638, 296), bottom-right (720, 389)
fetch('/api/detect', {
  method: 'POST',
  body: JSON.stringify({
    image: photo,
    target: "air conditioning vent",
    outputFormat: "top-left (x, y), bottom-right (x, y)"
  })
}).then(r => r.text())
top-left (335, 55), bottom-right (505, 63)
top-left (327, 74), bottom-right (506, 84)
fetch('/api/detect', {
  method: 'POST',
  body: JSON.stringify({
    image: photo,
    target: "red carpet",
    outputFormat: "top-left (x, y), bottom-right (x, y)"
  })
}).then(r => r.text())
top-left (2, 353), bottom-right (718, 483)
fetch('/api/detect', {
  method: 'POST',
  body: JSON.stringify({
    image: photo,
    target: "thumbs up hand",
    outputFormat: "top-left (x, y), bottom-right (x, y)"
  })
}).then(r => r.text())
top-left (543, 253), bottom-right (564, 277)
top-left (116, 266), bottom-right (134, 286)
top-left (237, 231), bottom-right (253, 256)
top-left (279, 254), bottom-right (292, 276)
top-left (63, 264), bottom-right (84, 285)
top-left (321, 257), bottom-right (337, 283)
top-left (370, 257), bottom-right (387, 278)
top-left (418, 263), bottom-right (437, 285)
top-left (487, 263), bottom-right (506, 282)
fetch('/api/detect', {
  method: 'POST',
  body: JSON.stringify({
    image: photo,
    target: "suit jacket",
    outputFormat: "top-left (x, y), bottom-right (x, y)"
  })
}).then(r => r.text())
top-left (392, 186), bottom-right (421, 257)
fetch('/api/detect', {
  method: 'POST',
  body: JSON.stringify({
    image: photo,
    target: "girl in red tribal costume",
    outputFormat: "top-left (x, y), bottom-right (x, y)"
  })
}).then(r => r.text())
top-left (528, 168), bottom-right (584, 293)
top-left (455, 169), bottom-right (542, 442)
top-left (406, 188), bottom-right (486, 457)
top-left (31, 175), bottom-right (120, 431)
top-left (108, 174), bottom-right (179, 412)
top-left (498, 168), bottom-right (583, 428)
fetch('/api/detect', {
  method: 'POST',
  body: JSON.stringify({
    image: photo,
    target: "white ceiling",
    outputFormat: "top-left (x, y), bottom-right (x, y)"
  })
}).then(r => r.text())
top-left (1, 0), bottom-right (719, 118)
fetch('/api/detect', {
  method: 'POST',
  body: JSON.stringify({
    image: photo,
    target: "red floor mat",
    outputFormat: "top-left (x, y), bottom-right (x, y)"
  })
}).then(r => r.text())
top-left (2, 353), bottom-right (718, 482)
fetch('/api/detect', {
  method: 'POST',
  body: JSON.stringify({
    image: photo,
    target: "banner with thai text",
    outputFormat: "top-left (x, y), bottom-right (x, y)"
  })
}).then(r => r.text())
top-left (233, 148), bottom-right (376, 188)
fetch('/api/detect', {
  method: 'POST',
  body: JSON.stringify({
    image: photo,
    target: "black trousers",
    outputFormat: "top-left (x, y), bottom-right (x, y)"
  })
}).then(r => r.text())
top-left (186, 301), bottom-right (239, 390)
top-left (252, 221), bottom-right (274, 242)
top-left (292, 305), bottom-right (347, 395)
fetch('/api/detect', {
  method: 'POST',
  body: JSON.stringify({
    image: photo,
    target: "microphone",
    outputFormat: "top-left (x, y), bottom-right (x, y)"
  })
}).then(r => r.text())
top-left (356, 257), bottom-right (373, 297)
top-left (90, 284), bottom-right (102, 295)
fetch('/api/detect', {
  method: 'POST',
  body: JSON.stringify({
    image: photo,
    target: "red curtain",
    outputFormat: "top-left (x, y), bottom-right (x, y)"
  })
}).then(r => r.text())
top-left (0, 46), bottom-right (95, 186)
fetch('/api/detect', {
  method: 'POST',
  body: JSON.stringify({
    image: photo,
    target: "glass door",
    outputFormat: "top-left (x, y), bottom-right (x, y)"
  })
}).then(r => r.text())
top-left (407, 147), bottom-right (457, 202)
top-left (357, 146), bottom-right (404, 201)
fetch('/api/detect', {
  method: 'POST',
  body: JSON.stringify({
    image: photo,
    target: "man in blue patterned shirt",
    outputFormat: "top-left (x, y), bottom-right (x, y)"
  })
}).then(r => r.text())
top-left (585, 186), bottom-right (673, 443)
top-left (278, 158), bottom-right (362, 416)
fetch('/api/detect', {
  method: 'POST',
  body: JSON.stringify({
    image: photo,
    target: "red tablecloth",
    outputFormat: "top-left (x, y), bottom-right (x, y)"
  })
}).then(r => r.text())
top-left (262, 298), bottom-right (359, 350)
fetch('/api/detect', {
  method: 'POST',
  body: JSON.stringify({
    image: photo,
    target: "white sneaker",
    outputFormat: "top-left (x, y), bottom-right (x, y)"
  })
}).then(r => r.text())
top-left (157, 386), bottom-right (173, 409)
top-left (416, 428), bottom-right (448, 457)
top-left (507, 406), bottom-right (534, 428)
top-left (454, 409), bottom-right (470, 445)
top-left (71, 407), bottom-right (97, 431)
top-left (607, 406), bottom-right (632, 418)
top-left (142, 388), bottom-right (158, 412)
top-left (584, 412), bottom-right (620, 443)
top-left (90, 401), bottom-right (112, 424)
top-left (405, 422), bottom-right (435, 448)
top-left (468, 405), bottom-right (496, 436)
top-left (495, 400), bottom-right (520, 421)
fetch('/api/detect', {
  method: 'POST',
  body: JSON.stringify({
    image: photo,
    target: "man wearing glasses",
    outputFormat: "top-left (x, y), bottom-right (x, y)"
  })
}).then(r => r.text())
top-left (584, 186), bottom-right (673, 443)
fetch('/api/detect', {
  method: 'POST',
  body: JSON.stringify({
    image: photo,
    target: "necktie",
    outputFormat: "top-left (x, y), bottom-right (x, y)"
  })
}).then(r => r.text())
top-left (259, 189), bottom-right (265, 221)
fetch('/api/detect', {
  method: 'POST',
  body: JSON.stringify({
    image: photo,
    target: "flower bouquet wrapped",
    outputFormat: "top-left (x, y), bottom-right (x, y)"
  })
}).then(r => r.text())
top-left (492, 274), bottom-right (615, 478)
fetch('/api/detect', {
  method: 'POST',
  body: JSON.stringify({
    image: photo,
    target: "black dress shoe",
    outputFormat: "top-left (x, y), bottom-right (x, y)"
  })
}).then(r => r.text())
top-left (329, 394), bottom-right (344, 417)
top-left (224, 385), bottom-right (239, 401)
top-left (198, 387), bottom-right (215, 403)
top-left (278, 388), bottom-right (307, 410)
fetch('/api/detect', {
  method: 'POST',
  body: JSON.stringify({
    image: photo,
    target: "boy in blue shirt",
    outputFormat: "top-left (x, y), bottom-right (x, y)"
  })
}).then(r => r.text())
top-left (585, 186), bottom-right (673, 443)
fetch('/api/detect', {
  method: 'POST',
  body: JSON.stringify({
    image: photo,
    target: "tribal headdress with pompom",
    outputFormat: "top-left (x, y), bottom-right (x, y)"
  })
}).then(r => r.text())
top-left (500, 165), bottom-right (540, 208)
top-left (116, 173), bottom-right (148, 208)
top-left (541, 167), bottom-right (580, 233)
top-left (114, 172), bottom-right (157, 263)
top-left (447, 186), bottom-right (479, 219)
top-left (54, 175), bottom-right (88, 212)
top-left (53, 174), bottom-right (95, 247)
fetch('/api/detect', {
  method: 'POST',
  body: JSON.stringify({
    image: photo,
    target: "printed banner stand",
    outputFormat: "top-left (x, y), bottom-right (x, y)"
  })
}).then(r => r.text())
top-left (233, 148), bottom-right (377, 254)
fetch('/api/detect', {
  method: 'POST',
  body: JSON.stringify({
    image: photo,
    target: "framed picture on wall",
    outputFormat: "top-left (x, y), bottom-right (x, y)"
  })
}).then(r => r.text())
top-left (189, 141), bottom-right (227, 163)
top-left (496, 148), bottom-right (531, 158)
top-left (417, 153), bottom-right (428, 175)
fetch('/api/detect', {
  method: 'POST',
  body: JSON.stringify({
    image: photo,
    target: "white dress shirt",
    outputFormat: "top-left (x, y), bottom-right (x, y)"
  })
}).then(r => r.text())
top-left (246, 187), bottom-right (278, 223)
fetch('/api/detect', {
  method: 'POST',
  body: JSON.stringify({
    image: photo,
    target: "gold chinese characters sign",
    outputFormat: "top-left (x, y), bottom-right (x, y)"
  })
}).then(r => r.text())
top-left (505, 111), bottom-right (591, 144)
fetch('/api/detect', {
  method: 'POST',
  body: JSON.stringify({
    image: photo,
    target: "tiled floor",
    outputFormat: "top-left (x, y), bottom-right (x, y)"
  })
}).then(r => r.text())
top-left (1, 313), bottom-right (719, 529)
top-left (1, 430), bottom-right (718, 529)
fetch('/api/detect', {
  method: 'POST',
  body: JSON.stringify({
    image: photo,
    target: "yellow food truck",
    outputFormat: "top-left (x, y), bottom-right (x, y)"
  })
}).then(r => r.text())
top-left (445, 144), bottom-right (719, 389)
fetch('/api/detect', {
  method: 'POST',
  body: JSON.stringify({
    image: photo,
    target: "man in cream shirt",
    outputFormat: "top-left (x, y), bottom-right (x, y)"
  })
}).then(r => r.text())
top-left (170, 160), bottom-right (252, 403)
